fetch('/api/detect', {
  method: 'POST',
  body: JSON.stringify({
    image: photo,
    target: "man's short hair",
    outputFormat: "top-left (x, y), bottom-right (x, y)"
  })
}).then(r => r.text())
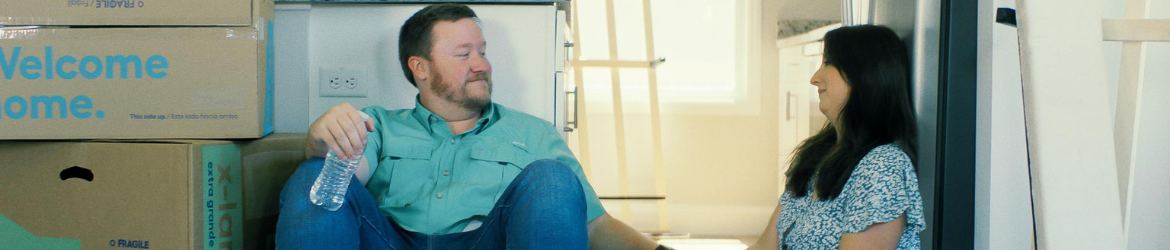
top-left (398, 3), bottom-right (479, 87)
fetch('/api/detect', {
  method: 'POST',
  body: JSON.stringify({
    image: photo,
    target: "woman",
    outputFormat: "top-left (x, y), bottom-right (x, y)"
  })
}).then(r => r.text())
top-left (749, 25), bottom-right (924, 250)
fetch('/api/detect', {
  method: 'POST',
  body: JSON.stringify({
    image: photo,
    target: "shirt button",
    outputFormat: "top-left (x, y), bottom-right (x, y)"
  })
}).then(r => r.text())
top-left (450, 138), bottom-right (456, 144)
top-left (430, 117), bottom-right (437, 122)
top-left (443, 170), bottom-right (450, 176)
top-left (436, 193), bottom-right (444, 199)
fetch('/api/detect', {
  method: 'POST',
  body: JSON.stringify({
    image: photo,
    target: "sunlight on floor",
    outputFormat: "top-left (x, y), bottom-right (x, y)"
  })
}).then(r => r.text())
top-left (658, 239), bottom-right (749, 250)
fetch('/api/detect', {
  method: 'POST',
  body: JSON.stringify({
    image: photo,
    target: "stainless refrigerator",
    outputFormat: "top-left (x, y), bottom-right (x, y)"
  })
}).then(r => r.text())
top-left (847, 0), bottom-right (977, 249)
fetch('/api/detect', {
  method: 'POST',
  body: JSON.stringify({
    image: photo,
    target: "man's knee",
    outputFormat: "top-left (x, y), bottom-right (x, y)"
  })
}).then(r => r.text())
top-left (280, 158), bottom-right (326, 205)
top-left (521, 159), bottom-right (582, 192)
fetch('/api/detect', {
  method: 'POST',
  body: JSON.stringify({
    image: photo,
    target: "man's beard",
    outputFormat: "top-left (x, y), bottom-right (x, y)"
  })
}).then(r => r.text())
top-left (430, 70), bottom-right (492, 112)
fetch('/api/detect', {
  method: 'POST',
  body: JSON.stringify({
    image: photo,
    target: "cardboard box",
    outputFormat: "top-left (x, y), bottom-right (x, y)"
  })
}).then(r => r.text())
top-left (0, 24), bottom-right (274, 139)
top-left (0, 0), bottom-right (272, 27)
top-left (238, 133), bottom-right (306, 250)
top-left (0, 139), bottom-right (246, 250)
top-left (0, 134), bottom-right (308, 250)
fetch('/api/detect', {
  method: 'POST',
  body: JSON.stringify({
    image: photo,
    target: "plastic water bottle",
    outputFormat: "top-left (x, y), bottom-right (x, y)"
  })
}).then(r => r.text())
top-left (309, 113), bottom-right (369, 211)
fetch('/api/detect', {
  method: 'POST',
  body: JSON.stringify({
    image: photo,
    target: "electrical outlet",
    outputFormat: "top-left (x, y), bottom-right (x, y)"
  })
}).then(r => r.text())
top-left (319, 65), bottom-right (368, 97)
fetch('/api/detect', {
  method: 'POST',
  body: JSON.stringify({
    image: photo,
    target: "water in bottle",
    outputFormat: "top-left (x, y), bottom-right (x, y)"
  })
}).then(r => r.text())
top-left (309, 150), bottom-right (363, 211)
top-left (308, 112), bottom-right (370, 211)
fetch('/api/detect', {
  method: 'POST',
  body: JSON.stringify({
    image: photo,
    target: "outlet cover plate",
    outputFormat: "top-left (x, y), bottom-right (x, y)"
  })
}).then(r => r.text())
top-left (319, 65), bottom-right (368, 97)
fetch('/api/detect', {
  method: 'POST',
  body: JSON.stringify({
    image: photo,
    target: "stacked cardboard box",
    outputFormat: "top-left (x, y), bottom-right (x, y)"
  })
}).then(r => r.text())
top-left (0, 134), bottom-right (306, 250)
top-left (239, 134), bottom-right (307, 250)
top-left (0, 0), bottom-right (269, 26)
top-left (0, 0), bottom-right (275, 140)
top-left (0, 1), bottom-right (300, 250)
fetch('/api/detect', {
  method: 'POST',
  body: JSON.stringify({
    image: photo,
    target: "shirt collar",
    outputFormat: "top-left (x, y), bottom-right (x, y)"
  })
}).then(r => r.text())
top-left (411, 96), bottom-right (499, 136)
top-left (475, 102), bottom-right (499, 134)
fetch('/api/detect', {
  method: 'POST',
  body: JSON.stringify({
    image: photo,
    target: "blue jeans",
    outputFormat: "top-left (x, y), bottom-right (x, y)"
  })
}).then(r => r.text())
top-left (275, 158), bottom-right (588, 250)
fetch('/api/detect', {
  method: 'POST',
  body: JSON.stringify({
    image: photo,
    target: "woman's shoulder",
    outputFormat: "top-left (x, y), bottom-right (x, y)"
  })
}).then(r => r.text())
top-left (840, 143), bottom-right (926, 236)
top-left (861, 143), bottom-right (913, 166)
top-left (851, 144), bottom-right (915, 179)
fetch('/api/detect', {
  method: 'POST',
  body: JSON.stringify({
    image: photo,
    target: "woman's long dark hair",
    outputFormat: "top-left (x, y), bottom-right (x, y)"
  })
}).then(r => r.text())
top-left (784, 25), bottom-right (917, 200)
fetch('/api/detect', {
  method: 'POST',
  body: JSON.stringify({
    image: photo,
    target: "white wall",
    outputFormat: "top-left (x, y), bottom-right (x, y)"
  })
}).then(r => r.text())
top-left (975, 0), bottom-right (1035, 249)
top-left (273, 4), bottom-right (311, 133)
top-left (1116, 0), bottom-right (1170, 248)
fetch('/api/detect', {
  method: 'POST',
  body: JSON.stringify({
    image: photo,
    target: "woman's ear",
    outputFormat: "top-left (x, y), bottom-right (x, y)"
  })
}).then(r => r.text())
top-left (408, 56), bottom-right (429, 83)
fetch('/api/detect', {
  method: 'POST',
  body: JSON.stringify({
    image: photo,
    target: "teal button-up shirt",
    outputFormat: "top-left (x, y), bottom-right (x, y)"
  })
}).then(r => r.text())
top-left (360, 100), bottom-right (605, 234)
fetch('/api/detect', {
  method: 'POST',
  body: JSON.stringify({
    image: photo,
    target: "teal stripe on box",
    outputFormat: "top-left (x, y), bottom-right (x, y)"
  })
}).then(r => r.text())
top-left (202, 144), bottom-right (243, 250)
top-left (263, 19), bottom-right (276, 136)
top-left (0, 214), bottom-right (81, 250)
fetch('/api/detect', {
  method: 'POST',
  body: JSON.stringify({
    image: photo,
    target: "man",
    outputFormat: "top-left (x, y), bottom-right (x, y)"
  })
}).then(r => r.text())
top-left (276, 3), bottom-right (667, 250)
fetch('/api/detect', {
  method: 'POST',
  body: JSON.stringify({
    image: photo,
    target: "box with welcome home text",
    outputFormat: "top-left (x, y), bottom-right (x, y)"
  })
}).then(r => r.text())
top-left (0, 0), bottom-right (272, 26)
top-left (0, 23), bottom-right (274, 139)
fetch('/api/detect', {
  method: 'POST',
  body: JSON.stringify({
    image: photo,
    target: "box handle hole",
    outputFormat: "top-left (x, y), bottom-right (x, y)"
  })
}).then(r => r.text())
top-left (60, 166), bottom-right (94, 182)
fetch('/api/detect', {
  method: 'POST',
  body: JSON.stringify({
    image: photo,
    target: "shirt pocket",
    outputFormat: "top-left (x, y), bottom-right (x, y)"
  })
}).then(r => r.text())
top-left (454, 140), bottom-right (532, 209)
top-left (376, 142), bottom-right (435, 208)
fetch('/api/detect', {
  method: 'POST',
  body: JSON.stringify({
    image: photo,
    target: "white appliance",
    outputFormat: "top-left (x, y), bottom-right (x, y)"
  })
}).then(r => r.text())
top-left (273, 3), bottom-right (567, 133)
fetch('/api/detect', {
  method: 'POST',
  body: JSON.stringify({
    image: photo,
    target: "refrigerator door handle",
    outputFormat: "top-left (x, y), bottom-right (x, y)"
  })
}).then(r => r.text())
top-left (564, 86), bottom-right (578, 132)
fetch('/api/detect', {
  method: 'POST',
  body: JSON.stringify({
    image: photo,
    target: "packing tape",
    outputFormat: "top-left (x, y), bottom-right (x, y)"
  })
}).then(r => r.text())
top-left (0, 20), bottom-right (266, 41)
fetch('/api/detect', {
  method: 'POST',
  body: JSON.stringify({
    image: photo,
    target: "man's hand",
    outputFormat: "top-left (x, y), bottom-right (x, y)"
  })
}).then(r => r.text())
top-left (307, 103), bottom-right (375, 160)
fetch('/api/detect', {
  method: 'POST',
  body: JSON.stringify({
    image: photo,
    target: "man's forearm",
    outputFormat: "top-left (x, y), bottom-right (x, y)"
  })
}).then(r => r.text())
top-left (587, 213), bottom-right (661, 250)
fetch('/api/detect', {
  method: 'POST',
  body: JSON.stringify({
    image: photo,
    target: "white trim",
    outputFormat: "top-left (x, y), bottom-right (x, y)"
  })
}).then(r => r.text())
top-left (274, 3), bottom-right (311, 11)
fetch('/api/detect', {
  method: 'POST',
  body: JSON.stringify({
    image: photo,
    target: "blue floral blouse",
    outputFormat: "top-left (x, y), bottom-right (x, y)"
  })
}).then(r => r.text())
top-left (776, 144), bottom-right (925, 250)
